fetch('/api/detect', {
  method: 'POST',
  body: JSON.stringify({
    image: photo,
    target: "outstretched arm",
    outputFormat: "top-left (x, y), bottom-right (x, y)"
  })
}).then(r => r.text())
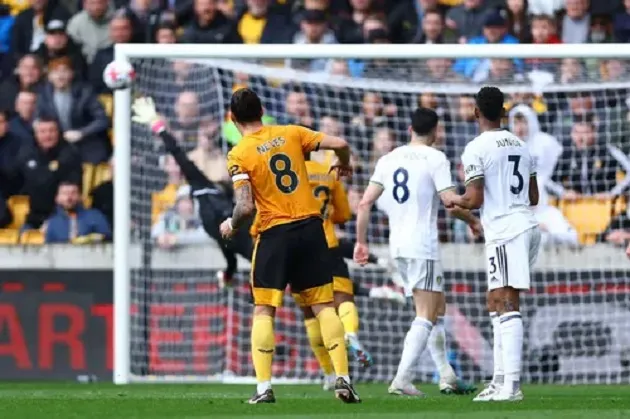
top-left (354, 182), bottom-right (384, 265)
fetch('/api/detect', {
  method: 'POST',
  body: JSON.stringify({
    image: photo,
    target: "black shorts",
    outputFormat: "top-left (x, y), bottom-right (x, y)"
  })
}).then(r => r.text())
top-left (329, 246), bottom-right (353, 295)
top-left (251, 217), bottom-right (334, 307)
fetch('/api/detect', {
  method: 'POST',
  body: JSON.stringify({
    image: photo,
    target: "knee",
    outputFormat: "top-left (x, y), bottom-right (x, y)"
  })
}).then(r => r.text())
top-left (254, 305), bottom-right (276, 317)
top-left (334, 292), bottom-right (354, 307)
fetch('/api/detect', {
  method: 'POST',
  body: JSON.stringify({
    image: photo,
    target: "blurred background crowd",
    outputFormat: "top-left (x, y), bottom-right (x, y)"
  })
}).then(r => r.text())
top-left (0, 0), bottom-right (629, 251)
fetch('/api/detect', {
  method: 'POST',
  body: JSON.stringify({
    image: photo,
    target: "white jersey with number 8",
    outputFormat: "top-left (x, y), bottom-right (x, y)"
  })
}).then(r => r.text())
top-left (371, 144), bottom-right (453, 261)
top-left (461, 129), bottom-right (539, 245)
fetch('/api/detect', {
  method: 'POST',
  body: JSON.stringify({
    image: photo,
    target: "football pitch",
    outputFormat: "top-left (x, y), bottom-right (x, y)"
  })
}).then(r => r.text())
top-left (1, 383), bottom-right (630, 419)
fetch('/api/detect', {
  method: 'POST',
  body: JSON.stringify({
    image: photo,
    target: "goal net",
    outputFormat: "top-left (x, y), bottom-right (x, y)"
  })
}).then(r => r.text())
top-left (113, 44), bottom-right (630, 385)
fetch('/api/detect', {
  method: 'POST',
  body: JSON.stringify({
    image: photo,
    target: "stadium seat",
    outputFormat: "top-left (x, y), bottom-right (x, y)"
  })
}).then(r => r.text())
top-left (558, 197), bottom-right (613, 245)
top-left (93, 163), bottom-right (112, 188)
top-left (82, 163), bottom-right (95, 203)
top-left (20, 229), bottom-right (44, 245)
top-left (7, 195), bottom-right (30, 229)
top-left (0, 229), bottom-right (19, 245)
top-left (99, 94), bottom-right (113, 118)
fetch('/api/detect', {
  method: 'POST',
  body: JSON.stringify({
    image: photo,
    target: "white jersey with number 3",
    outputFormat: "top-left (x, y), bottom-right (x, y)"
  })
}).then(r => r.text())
top-left (461, 129), bottom-right (538, 244)
top-left (370, 144), bottom-right (453, 260)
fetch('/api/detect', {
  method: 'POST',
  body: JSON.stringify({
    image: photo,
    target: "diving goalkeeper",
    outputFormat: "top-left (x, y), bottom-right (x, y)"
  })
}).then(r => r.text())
top-left (132, 97), bottom-right (254, 276)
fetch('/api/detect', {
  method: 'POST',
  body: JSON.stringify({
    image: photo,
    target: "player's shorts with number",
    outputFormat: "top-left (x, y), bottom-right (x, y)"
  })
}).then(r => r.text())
top-left (485, 226), bottom-right (541, 291)
top-left (394, 258), bottom-right (444, 296)
top-left (251, 217), bottom-right (334, 307)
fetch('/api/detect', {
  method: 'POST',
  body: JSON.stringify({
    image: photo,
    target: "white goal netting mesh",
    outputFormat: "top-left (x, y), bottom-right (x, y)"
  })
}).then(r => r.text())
top-left (125, 54), bottom-right (630, 384)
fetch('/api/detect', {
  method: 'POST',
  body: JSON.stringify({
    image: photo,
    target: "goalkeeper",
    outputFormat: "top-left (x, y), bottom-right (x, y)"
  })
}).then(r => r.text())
top-left (132, 97), bottom-right (253, 276)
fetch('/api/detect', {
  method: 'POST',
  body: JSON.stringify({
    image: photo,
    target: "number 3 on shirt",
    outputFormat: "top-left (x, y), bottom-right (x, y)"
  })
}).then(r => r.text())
top-left (270, 153), bottom-right (299, 194)
top-left (508, 155), bottom-right (524, 194)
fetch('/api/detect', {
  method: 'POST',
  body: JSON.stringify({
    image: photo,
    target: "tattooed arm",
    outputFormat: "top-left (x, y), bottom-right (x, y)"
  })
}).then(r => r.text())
top-left (231, 181), bottom-right (255, 229)
top-left (220, 181), bottom-right (255, 239)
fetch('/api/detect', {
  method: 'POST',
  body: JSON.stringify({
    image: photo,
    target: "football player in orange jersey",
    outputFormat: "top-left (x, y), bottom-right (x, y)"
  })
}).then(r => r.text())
top-left (219, 88), bottom-right (360, 404)
top-left (296, 156), bottom-right (374, 392)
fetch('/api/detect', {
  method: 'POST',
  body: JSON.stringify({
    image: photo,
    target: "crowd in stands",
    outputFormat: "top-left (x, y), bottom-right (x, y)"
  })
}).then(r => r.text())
top-left (0, 0), bottom-right (629, 251)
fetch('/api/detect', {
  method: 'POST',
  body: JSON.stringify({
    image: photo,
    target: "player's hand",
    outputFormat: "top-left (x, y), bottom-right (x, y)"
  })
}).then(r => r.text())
top-left (353, 242), bottom-right (369, 266)
top-left (329, 162), bottom-right (352, 179)
top-left (131, 96), bottom-right (160, 126)
top-left (220, 218), bottom-right (236, 239)
top-left (469, 219), bottom-right (483, 238)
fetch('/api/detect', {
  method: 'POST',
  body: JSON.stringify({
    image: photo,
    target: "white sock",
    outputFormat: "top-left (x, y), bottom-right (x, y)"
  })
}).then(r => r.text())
top-left (257, 380), bottom-right (271, 394)
top-left (499, 311), bottom-right (523, 392)
top-left (394, 317), bottom-right (433, 384)
top-left (428, 317), bottom-right (455, 379)
top-left (490, 312), bottom-right (504, 385)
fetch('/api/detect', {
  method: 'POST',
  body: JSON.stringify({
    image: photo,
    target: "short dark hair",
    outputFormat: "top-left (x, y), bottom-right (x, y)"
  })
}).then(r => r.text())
top-left (475, 86), bottom-right (504, 122)
top-left (411, 107), bottom-right (439, 136)
top-left (230, 88), bottom-right (263, 124)
top-left (35, 115), bottom-right (59, 125)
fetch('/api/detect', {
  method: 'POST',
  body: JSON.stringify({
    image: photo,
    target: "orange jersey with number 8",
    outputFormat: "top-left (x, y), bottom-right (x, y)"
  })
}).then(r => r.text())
top-left (305, 160), bottom-right (351, 248)
top-left (227, 125), bottom-right (323, 233)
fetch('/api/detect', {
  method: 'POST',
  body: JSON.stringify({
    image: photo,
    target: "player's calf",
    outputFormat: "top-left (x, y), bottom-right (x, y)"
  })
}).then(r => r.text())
top-left (490, 287), bottom-right (524, 400)
top-left (390, 289), bottom-right (441, 393)
top-left (248, 305), bottom-right (277, 403)
top-left (335, 291), bottom-right (373, 368)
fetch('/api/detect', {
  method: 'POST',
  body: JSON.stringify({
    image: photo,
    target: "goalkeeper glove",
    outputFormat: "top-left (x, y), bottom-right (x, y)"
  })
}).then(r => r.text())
top-left (131, 96), bottom-right (165, 134)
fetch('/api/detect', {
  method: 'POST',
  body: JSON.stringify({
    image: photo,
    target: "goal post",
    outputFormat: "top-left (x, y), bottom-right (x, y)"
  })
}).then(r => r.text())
top-left (113, 43), bottom-right (630, 385)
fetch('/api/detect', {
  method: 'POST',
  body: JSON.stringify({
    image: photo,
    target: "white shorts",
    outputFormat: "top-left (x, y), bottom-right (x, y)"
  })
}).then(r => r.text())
top-left (394, 258), bottom-right (444, 296)
top-left (485, 227), bottom-right (541, 291)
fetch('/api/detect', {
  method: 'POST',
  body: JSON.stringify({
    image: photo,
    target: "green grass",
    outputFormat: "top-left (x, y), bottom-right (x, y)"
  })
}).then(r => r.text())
top-left (0, 383), bottom-right (630, 418)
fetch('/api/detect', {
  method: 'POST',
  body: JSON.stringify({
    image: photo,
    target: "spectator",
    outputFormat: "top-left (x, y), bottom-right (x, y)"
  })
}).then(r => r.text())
top-left (369, 127), bottom-right (395, 171)
top-left (587, 13), bottom-right (614, 43)
top-left (9, 117), bottom-right (82, 229)
top-left (506, 0), bottom-right (531, 42)
top-left (67, 0), bottom-right (113, 63)
top-left (554, 115), bottom-right (619, 198)
top-left (614, 0), bottom-right (630, 42)
top-left (0, 5), bottom-right (14, 67)
top-left (280, 88), bottom-right (315, 128)
top-left (155, 22), bottom-right (178, 43)
top-left (334, 0), bottom-right (373, 43)
top-left (601, 58), bottom-right (627, 81)
top-left (126, 0), bottom-right (162, 42)
top-left (44, 181), bottom-right (111, 243)
top-left (9, 90), bottom-right (37, 145)
top-left (388, 0), bottom-right (439, 44)
top-left (35, 19), bottom-right (87, 81)
top-left (288, 9), bottom-right (337, 72)
top-left (561, 0), bottom-right (590, 44)
top-left (187, 119), bottom-right (230, 191)
top-left (151, 185), bottom-right (213, 249)
top-left (90, 157), bottom-right (113, 228)
top-left (170, 91), bottom-right (201, 149)
top-left (236, 0), bottom-right (293, 44)
top-left (446, 0), bottom-right (489, 43)
top-left (37, 57), bottom-right (110, 163)
top-left (413, 9), bottom-right (445, 43)
top-left (509, 104), bottom-right (564, 205)
top-left (0, 110), bottom-right (21, 201)
top-left (350, 91), bottom-right (392, 160)
top-left (531, 14), bottom-right (561, 45)
top-left (483, 58), bottom-right (523, 83)
top-left (181, 0), bottom-right (242, 44)
top-left (423, 58), bottom-right (461, 82)
top-left (89, 12), bottom-right (134, 94)
top-left (0, 54), bottom-right (43, 113)
top-left (448, 95), bottom-right (478, 158)
top-left (11, 0), bottom-right (71, 58)
top-left (559, 57), bottom-right (587, 83)
top-left (153, 154), bottom-right (187, 215)
top-left (453, 10), bottom-right (520, 80)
